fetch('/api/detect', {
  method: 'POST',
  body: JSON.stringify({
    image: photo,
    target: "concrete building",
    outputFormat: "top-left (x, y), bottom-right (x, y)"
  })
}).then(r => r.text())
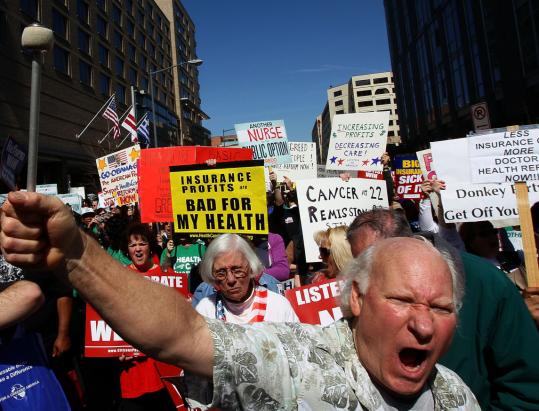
top-left (0, 0), bottom-right (205, 192)
top-left (312, 71), bottom-right (401, 164)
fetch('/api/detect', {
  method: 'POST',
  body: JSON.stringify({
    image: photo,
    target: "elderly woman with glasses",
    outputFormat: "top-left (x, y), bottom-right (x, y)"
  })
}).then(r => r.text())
top-left (194, 234), bottom-right (298, 324)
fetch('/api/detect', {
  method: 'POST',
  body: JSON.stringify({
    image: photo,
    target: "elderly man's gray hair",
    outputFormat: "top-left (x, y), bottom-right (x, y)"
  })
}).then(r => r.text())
top-left (339, 237), bottom-right (465, 318)
top-left (199, 234), bottom-right (265, 285)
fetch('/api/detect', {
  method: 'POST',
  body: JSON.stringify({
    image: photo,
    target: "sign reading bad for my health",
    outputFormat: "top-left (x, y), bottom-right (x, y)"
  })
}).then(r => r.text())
top-left (325, 111), bottom-right (389, 171)
top-left (169, 161), bottom-right (268, 238)
top-left (235, 120), bottom-right (291, 166)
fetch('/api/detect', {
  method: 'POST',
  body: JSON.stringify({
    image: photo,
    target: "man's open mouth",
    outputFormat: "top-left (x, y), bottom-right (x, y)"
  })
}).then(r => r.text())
top-left (399, 348), bottom-right (428, 369)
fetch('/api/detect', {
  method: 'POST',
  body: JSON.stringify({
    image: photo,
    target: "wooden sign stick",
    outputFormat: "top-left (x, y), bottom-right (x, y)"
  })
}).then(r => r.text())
top-left (514, 182), bottom-right (539, 287)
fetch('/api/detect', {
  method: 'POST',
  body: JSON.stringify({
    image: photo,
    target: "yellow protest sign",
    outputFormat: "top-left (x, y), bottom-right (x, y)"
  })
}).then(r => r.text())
top-left (169, 161), bottom-right (268, 237)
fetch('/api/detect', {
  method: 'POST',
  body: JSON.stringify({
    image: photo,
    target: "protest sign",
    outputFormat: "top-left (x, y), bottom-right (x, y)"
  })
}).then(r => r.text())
top-left (234, 120), bottom-right (292, 166)
top-left (85, 273), bottom-right (188, 357)
top-left (416, 149), bottom-right (437, 180)
top-left (0, 137), bottom-right (26, 190)
top-left (170, 161), bottom-right (268, 238)
top-left (325, 112), bottom-right (389, 171)
top-left (468, 129), bottom-right (539, 183)
top-left (69, 186), bottom-right (86, 198)
top-left (317, 165), bottom-right (344, 178)
top-left (56, 193), bottom-right (82, 214)
top-left (272, 142), bottom-right (317, 181)
top-left (357, 170), bottom-right (385, 180)
top-left (296, 178), bottom-right (388, 261)
top-left (277, 278), bottom-right (295, 296)
top-left (394, 155), bottom-right (423, 200)
top-left (96, 145), bottom-right (140, 208)
top-left (36, 184), bottom-right (58, 195)
top-left (138, 146), bottom-right (252, 223)
top-left (285, 279), bottom-right (342, 326)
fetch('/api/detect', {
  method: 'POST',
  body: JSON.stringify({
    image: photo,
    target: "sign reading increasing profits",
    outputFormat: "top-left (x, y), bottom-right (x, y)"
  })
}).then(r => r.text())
top-left (235, 120), bottom-right (291, 166)
top-left (96, 145), bottom-right (140, 207)
top-left (468, 129), bottom-right (539, 184)
top-left (394, 155), bottom-right (423, 199)
top-left (271, 142), bottom-right (317, 181)
top-left (325, 112), bottom-right (389, 171)
top-left (170, 161), bottom-right (268, 238)
top-left (296, 178), bottom-right (388, 262)
top-left (0, 137), bottom-right (26, 190)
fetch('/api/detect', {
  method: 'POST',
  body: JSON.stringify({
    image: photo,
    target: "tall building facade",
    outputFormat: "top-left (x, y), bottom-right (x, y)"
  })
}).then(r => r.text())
top-left (384, 0), bottom-right (539, 149)
top-left (312, 72), bottom-right (401, 164)
top-left (0, 0), bottom-right (205, 192)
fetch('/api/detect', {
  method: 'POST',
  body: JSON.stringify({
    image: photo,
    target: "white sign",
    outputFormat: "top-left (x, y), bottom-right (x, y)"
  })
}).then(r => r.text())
top-left (56, 193), bottom-right (82, 214)
top-left (69, 186), bottom-right (86, 198)
top-left (471, 102), bottom-right (491, 131)
top-left (272, 142), bottom-right (316, 181)
top-left (468, 129), bottom-right (539, 183)
top-left (317, 165), bottom-right (345, 178)
top-left (234, 119), bottom-right (292, 166)
top-left (325, 112), bottom-right (389, 171)
top-left (296, 178), bottom-right (388, 261)
top-left (36, 184), bottom-right (58, 195)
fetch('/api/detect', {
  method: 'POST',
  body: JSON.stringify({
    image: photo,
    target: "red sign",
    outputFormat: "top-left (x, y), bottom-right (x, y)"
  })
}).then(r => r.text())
top-left (138, 146), bottom-right (253, 223)
top-left (84, 273), bottom-right (188, 357)
top-left (285, 279), bottom-right (343, 326)
top-left (356, 170), bottom-right (385, 180)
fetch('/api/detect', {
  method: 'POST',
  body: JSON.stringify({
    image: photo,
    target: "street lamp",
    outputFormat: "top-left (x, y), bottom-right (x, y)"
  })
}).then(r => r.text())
top-left (21, 23), bottom-right (54, 192)
top-left (149, 58), bottom-right (203, 148)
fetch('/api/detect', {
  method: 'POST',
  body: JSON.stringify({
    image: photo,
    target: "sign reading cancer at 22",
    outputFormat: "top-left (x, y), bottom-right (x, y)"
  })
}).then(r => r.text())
top-left (234, 120), bottom-right (292, 166)
top-left (325, 111), bottom-right (389, 171)
top-left (169, 160), bottom-right (268, 238)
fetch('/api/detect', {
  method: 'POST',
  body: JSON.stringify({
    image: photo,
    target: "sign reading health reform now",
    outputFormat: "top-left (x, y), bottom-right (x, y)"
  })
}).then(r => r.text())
top-left (325, 111), bottom-right (389, 171)
top-left (235, 120), bottom-right (291, 166)
top-left (170, 161), bottom-right (268, 238)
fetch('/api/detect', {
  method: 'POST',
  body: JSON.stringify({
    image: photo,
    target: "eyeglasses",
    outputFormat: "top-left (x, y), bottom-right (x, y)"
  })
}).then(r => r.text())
top-left (213, 266), bottom-right (249, 281)
top-left (319, 247), bottom-right (331, 258)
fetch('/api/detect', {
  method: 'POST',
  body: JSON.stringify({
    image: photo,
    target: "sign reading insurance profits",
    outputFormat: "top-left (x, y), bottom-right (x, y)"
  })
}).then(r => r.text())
top-left (96, 145), bottom-right (140, 207)
top-left (170, 161), bottom-right (268, 237)
top-left (272, 142), bottom-right (317, 181)
top-left (235, 120), bottom-right (291, 166)
top-left (325, 111), bottom-right (389, 171)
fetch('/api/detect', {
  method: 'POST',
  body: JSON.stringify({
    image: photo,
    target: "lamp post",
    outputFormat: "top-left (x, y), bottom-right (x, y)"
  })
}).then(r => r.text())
top-left (149, 58), bottom-right (203, 148)
top-left (221, 128), bottom-right (235, 147)
top-left (21, 24), bottom-right (54, 192)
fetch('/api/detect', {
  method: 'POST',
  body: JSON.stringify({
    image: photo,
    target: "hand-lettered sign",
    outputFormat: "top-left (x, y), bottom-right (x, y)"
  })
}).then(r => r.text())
top-left (235, 120), bottom-right (292, 166)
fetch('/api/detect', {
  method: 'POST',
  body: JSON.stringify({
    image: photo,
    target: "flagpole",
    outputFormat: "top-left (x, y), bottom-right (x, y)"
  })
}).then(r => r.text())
top-left (98, 105), bottom-right (132, 145)
top-left (76, 94), bottom-right (115, 139)
top-left (116, 115), bottom-right (146, 148)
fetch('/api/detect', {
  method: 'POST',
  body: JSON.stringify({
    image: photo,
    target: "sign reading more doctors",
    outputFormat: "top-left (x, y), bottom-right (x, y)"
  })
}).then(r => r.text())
top-left (325, 111), bottom-right (389, 171)
top-left (234, 120), bottom-right (291, 166)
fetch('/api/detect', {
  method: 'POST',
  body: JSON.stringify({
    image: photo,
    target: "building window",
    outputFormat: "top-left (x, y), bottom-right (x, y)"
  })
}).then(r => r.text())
top-left (388, 131), bottom-right (395, 137)
top-left (334, 100), bottom-right (343, 107)
top-left (389, 120), bottom-right (393, 126)
top-left (137, 10), bottom-right (144, 26)
top-left (114, 56), bottom-right (124, 77)
top-left (97, 15), bottom-right (107, 38)
top-left (356, 90), bottom-right (372, 97)
top-left (376, 98), bottom-right (391, 105)
top-left (355, 79), bottom-right (370, 86)
top-left (96, 0), bottom-right (105, 10)
top-left (125, 0), bottom-right (133, 14)
top-left (112, 4), bottom-right (121, 26)
top-left (77, 0), bottom-right (89, 24)
top-left (148, 42), bottom-right (154, 58)
top-left (78, 29), bottom-right (90, 54)
top-left (147, 23), bottom-right (154, 37)
top-left (333, 90), bottom-right (342, 97)
top-left (336, 110), bottom-right (345, 114)
top-left (137, 30), bottom-right (145, 47)
top-left (53, 46), bottom-right (69, 74)
top-left (98, 43), bottom-right (108, 66)
top-left (99, 73), bottom-right (110, 95)
top-left (127, 42), bottom-right (136, 61)
top-left (373, 77), bottom-right (389, 84)
top-left (156, 32), bottom-right (162, 47)
top-left (358, 101), bottom-right (373, 107)
top-left (141, 76), bottom-right (148, 90)
top-left (375, 88), bottom-right (390, 95)
top-left (156, 14), bottom-right (162, 28)
top-left (126, 19), bottom-right (134, 36)
top-left (138, 53), bottom-right (147, 70)
top-left (116, 84), bottom-right (126, 103)
top-left (113, 30), bottom-right (122, 50)
top-left (79, 59), bottom-right (92, 85)
top-left (52, 9), bottom-right (68, 39)
top-left (20, 0), bottom-right (38, 20)
top-left (128, 67), bottom-right (137, 85)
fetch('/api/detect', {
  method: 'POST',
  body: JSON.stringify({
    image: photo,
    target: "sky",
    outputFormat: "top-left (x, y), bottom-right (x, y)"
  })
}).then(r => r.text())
top-left (181, 0), bottom-right (391, 142)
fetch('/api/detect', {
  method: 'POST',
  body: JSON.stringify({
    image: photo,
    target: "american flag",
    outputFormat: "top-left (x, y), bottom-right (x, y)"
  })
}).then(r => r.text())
top-left (138, 112), bottom-right (151, 147)
top-left (102, 96), bottom-right (121, 139)
top-left (106, 150), bottom-right (128, 167)
top-left (121, 106), bottom-right (138, 143)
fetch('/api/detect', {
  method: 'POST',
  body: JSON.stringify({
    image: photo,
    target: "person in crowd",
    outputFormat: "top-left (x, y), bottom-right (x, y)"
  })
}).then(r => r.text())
top-left (194, 234), bottom-right (297, 323)
top-left (310, 225), bottom-right (353, 284)
top-left (0, 192), bottom-right (478, 409)
top-left (0, 280), bottom-right (43, 328)
top-left (252, 232), bottom-right (290, 281)
top-left (160, 234), bottom-right (205, 275)
top-left (104, 215), bottom-right (131, 265)
top-left (346, 208), bottom-right (539, 410)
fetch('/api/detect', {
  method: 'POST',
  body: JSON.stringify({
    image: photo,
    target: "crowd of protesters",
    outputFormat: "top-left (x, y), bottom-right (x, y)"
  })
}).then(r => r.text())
top-left (1, 152), bottom-right (539, 410)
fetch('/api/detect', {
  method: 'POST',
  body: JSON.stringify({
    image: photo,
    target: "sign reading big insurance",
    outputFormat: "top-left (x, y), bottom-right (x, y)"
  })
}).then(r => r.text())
top-left (235, 120), bottom-right (292, 166)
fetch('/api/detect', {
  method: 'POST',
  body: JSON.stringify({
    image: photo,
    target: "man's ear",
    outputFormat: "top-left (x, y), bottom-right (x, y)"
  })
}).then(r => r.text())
top-left (350, 281), bottom-right (363, 317)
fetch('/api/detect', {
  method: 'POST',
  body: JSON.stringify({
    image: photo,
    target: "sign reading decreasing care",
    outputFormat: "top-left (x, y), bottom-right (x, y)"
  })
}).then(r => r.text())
top-left (170, 161), bottom-right (268, 237)
top-left (96, 145), bottom-right (140, 207)
top-left (272, 142), bottom-right (317, 181)
top-left (296, 178), bottom-right (388, 261)
top-left (235, 120), bottom-right (291, 166)
top-left (325, 112), bottom-right (389, 171)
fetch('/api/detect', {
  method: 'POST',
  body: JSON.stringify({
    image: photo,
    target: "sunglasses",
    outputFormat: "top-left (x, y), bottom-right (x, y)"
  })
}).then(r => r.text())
top-left (319, 247), bottom-right (331, 258)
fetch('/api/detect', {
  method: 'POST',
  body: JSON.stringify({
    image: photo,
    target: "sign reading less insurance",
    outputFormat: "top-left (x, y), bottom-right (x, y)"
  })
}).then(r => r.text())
top-left (169, 161), bottom-right (268, 237)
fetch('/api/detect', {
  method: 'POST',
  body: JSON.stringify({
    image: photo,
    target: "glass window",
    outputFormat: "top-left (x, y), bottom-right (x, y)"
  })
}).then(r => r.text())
top-left (333, 90), bottom-right (342, 97)
top-left (141, 76), bottom-right (148, 90)
top-left (115, 56), bottom-right (124, 77)
top-left (99, 73), bottom-right (110, 95)
top-left (375, 88), bottom-right (389, 95)
top-left (97, 15), bottom-right (107, 38)
top-left (78, 29), bottom-right (90, 54)
top-left (334, 100), bottom-right (343, 106)
top-left (128, 67), bottom-right (137, 85)
top-left (137, 30), bottom-right (145, 47)
top-left (126, 19), bottom-right (134, 36)
top-left (77, 0), bottom-right (89, 24)
top-left (112, 4), bottom-right (121, 26)
top-left (127, 42), bottom-right (136, 61)
top-left (356, 90), bottom-right (372, 97)
top-left (52, 9), bottom-right (67, 38)
top-left (157, 14), bottom-right (162, 28)
top-left (98, 43), bottom-right (108, 66)
top-left (147, 23), bottom-right (154, 37)
top-left (336, 110), bottom-right (345, 115)
top-left (139, 53), bottom-right (147, 70)
top-left (53, 46), bottom-right (69, 74)
top-left (79, 59), bottom-right (92, 85)
top-left (96, 0), bottom-right (105, 10)
top-left (373, 77), bottom-right (389, 84)
top-left (125, 0), bottom-right (133, 14)
top-left (116, 84), bottom-right (126, 103)
top-left (358, 101), bottom-right (373, 107)
top-left (137, 10), bottom-right (144, 26)
top-left (355, 79), bottom-right (370, 86)
top-left (113, 30), bottom-right (122, 50)
top-left (376, 98), bottom-right (391, 105)
top-left (20, 0), bottom-right (38, 20)
top-left (156, 32), bottom-right (162, 47)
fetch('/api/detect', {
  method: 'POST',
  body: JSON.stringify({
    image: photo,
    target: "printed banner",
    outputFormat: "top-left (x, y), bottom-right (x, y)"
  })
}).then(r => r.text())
top-left (325, 112), bottom-right (389, 171)
top-left (36, 184), bottom-right (58, 196)
top-left (56, 193), bottom-right (82, 214)
top-left (277, 278), bottom-right (295, 296)
top-left (96, 145), bottom-right (140, 208)
top-left (85, 273), bottom-right (188, 357)
top-left (271, 142), bottom-right (317, 181)
top-left (170, 161), bottom-right (268, 238)
top-left (296, 178), bottom-right (388, 261)
top-left (235, 120), bottom-right (292, 166)
top-left (317, 165), bottom-right (345, 178)
top-left (394, 155), bottom-right (423, 199)
top-left (0, 137), bottom-right (26, 190)
top-left (138, 146), bottom-right (252, 223)
top-left (285, 279), bottom-right (343, 326)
